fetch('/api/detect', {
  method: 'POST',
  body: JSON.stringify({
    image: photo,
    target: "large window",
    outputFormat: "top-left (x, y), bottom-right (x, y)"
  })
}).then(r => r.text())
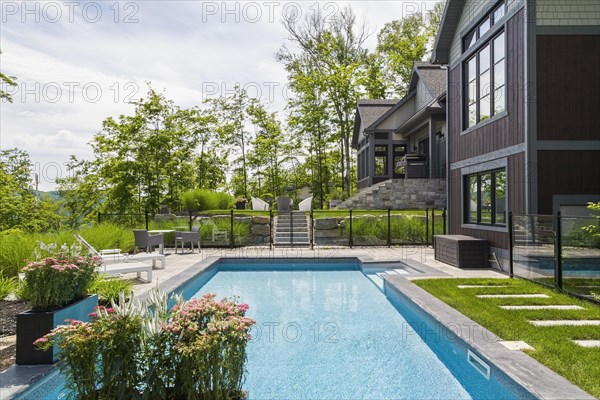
top-left (464, 169), bottom-right (506, 226)
top-left (463, 1), bottom-right (506, 129)
top-left (374, 145), bottom-right (388, 176)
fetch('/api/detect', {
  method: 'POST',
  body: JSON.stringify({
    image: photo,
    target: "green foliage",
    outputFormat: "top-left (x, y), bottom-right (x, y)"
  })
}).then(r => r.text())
top-left (0, 274), bottom-right (18, 300)
top-left (0, 230), bottom-right (36, 277)
top-left (181, 189), bottom-right (224, 212)
top-left (0, 149), bottom-right (62, 232)
top-left (89, 275), bottom-right (134, 305)
top-left (579, 202), bottom-right (600, 248)
top-left (214, 192), bottom-right (233, 209)
top-left (376, 1), bottom-right (445, 96)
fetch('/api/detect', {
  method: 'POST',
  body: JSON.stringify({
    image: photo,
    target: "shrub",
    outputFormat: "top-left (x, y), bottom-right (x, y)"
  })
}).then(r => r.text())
top-left (0, 231), bottom-right (36, 277)
top-left (181, 189), bottom-right (218, 212)
top-left (0, 274), bottom-right (18, 300)
top-left (89, 275), bottom-right (134, 305)
top-left (36, 291), bottom-right (255, 399)
top-left (215, 192), bottom-right (233, 210)
top-left (21, 243), bottom-right (101, 311)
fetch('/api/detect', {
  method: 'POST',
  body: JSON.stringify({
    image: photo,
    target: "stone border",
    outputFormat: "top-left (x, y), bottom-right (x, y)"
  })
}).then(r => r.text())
top-left (382, 274), bottom-right (594, 400)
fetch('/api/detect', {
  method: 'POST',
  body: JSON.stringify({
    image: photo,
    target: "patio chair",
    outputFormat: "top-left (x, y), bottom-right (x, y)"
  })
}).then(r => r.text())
top-left (251, 197), bottom-right (269, 211)
top-left (298, 196), bottom-right (313, 212)
top-left (133, 230), bottom-right (164, 254)
top-left (74, 234), bottom-right (165, 269)
top-left (202, 219), bottom-right (228, 241)
top-left (175, 229), bottom-right (201, 253)
top-left (276, 196), bottom-right (294, 212)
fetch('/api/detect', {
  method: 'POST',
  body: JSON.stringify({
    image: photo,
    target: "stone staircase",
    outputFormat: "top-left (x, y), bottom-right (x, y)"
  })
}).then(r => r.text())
top-left (333, 178), bottom-right (446, 210)
top-left (274, 212), bottom-right (310, 246)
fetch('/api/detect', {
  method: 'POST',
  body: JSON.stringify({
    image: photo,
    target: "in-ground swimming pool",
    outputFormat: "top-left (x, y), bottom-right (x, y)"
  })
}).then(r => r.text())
top-left (18, 259), bottom-right (534, 399)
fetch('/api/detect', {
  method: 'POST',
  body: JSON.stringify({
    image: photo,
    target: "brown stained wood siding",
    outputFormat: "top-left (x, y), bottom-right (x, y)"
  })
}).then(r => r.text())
top-left (537, 151), bottom-right (600, 214)
top-left (448, 152), bottom-right (525, 250)
top-left (537, 36), bottom-right (600, 141)
top-left (447, 9), bottom-right (525, 163)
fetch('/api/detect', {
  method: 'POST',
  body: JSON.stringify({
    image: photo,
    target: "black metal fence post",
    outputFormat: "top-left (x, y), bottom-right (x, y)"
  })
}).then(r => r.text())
top-left (97, 212), bottom-right (101, 224)
top-left (349, 209), bottom-right (353, 248)
top-left (431, 209), bottom-right (436, 244)
top-left (290, 210), bottom-right (294, 247)
top-left (425, 208), bottom-right (429, 245)
top-left (188, 211), bottom-right (193, 231)
top-left (310, 210), bottom-right (314, 250)
top-left (508, 211), bottom-right (514, 278)
top-left (555, 211), bottom-right (562, 290)
top-left (230, 209), bottom-right (234, 249)
top-left (442, 207), bottom-right (447, 234)
top-left (145, 209), bottom-right (149, 231)
top-left (387, 208), bottom-right (391, 247)
top-left (269, 210), bottom-right (273, 250)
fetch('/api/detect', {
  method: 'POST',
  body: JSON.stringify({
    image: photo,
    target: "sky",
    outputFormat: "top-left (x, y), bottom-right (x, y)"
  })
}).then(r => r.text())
top-left (0, 0), bottom-right (440, 191)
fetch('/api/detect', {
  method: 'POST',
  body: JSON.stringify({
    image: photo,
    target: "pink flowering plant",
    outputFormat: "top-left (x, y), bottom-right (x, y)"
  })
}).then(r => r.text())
top-left (35, 290), bottom-right (255, 400)
top-left (21, 255), bottom-right (101, 311)
top-left (165, 293), bottom-right (255, 399)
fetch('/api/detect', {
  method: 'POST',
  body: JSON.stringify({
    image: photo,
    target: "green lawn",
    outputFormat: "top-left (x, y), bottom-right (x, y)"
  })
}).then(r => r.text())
top-left (413, 278), bottom-right (600, 398)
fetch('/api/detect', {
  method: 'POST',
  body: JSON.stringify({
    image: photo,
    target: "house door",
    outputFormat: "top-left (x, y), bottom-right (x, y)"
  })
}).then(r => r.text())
top-left (393, 144), bottom-right (407, 178)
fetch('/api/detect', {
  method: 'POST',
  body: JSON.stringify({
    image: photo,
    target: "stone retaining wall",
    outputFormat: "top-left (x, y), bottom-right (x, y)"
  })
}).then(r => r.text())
top-left (335, 179), bottom-right (446, 210)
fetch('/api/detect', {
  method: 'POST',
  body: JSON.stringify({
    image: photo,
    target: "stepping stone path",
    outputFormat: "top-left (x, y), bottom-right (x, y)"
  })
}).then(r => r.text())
top-left (457, 285), bottom-right (508, 289)
top-left (477, 294), bottom-right (549, 298)
top-left (499, 341), bottom-right (535, 351)
top-left (572, 340), bottom-right (600, 348)
top-left (499, 305), bottom-right (584, 310)
top-left (529, 320), bottom-right (600, 327)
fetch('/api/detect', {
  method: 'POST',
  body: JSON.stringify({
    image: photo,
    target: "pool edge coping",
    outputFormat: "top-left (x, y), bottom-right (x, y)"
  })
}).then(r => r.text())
top-left (382, 274), bottom-right (596, 400)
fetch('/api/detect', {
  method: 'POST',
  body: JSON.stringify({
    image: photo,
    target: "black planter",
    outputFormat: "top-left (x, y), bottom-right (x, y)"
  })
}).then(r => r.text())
top-left (16, 294), bottom-right (98, 365)
top-left (236, 202), bottom-right (247, 210)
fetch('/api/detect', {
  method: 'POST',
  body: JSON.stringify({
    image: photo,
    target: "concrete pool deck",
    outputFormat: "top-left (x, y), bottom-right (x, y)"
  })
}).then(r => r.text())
top-left (1, 245), bottom-right (591, 399)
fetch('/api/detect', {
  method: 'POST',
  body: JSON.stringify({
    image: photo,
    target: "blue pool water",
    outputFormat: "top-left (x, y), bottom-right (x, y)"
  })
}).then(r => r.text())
top-left (18, 260), bottom-right (533, 400)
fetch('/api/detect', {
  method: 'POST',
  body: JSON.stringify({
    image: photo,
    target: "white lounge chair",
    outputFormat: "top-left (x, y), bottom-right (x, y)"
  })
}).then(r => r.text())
top-left (251, 197), bottom-right (269, 211)
top-left (100, 262), bottom-right (153, 283)
top-left (75, 234), bottom-right (165, 269)
top-left (298, 196), bottom-right (313, 212)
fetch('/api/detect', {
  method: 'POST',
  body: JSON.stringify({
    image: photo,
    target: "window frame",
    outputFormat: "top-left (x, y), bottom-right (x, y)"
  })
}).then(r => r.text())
top-left (463, 30), bottom-right (506, 130)
top-left (374, 145), bottom-right (388, 176)
top-left (463, 168), bottom-right (507, 226)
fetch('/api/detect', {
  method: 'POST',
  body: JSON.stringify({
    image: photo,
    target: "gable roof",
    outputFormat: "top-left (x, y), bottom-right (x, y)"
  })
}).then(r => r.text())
top-left (352, 100), bottom-right (399, 146)
top-left (431, 0), bottom-right (465, 64)
top-left (408, 62), bottom-right (447, 99)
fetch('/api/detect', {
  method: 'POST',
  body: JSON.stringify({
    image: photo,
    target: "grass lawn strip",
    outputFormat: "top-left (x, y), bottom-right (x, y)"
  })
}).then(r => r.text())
top-left (413, 278), bottom-right (600, 398)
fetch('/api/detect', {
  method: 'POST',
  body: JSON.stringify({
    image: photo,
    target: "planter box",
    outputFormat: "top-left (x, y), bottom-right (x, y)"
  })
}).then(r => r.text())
top-left (16, 294), bottom-right (98, 365)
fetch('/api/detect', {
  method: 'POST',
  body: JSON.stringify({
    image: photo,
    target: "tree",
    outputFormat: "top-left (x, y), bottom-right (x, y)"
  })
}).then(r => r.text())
top-left (90, 86), bottom-right (202, 214)
top-left (279, 6), bottom-right (371, 198)
top-left (376, 1), bottom-right (445, 96)
top-left (208, 86), bottom-right (253, 198)
top-left (0, 49), bottom-right (17, 103)
top-left (0, 148), bottom-right (60, 232)
top-left (247, 100), bottom-right (296, 199)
